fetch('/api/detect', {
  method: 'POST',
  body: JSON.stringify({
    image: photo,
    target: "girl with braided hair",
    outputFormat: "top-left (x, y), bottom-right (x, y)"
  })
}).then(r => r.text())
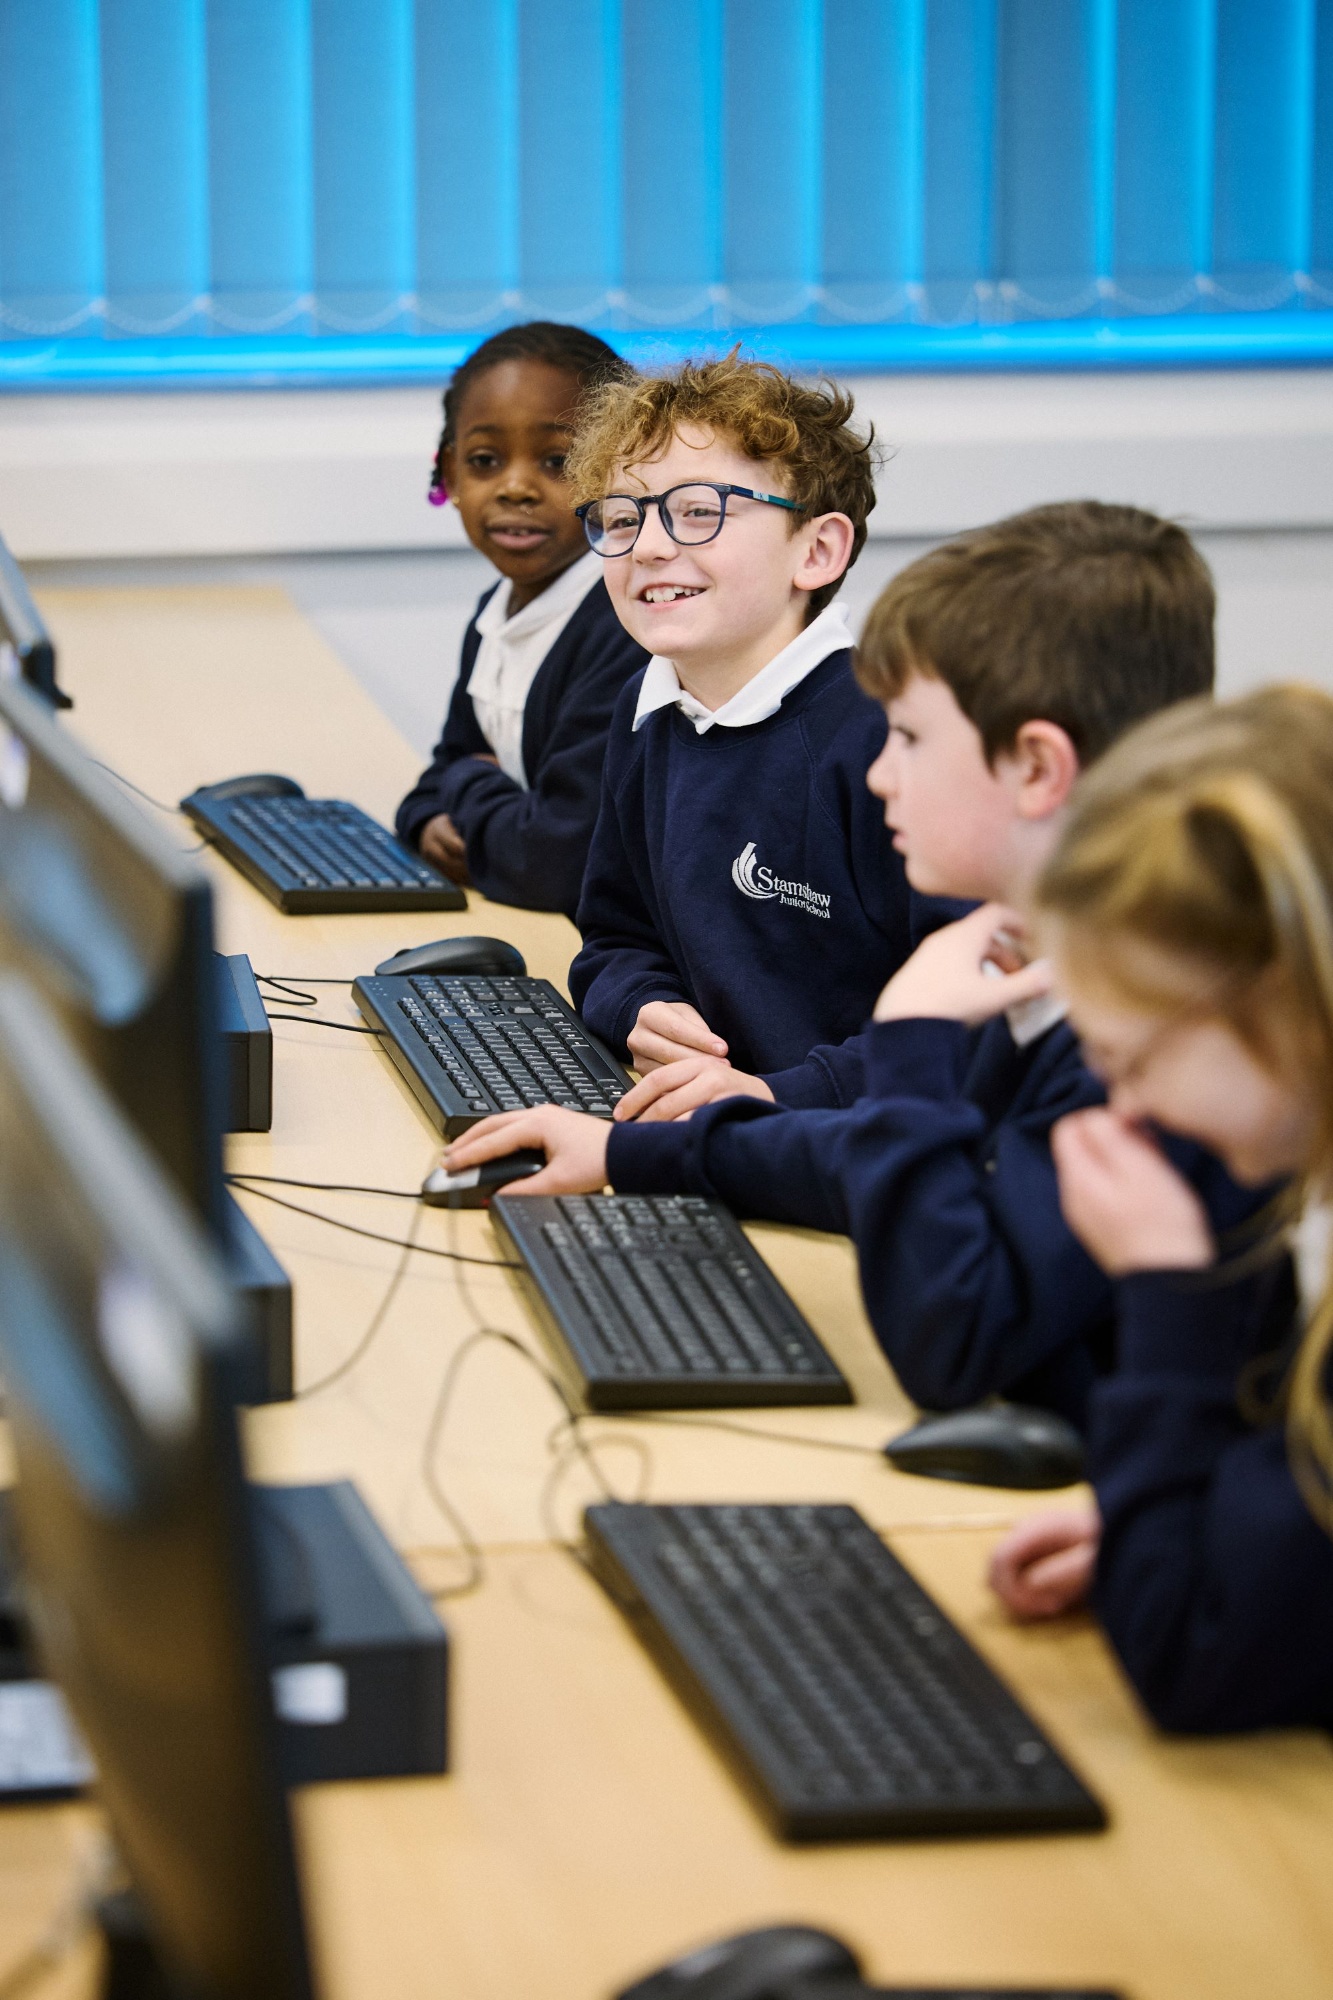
top-left (396, 323), bottom-right (647, 917)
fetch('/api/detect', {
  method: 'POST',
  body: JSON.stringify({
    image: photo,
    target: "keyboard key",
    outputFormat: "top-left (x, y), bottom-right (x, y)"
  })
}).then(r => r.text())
top-left (584, 1503), bottom-right (1106, 1840)
top-left (490, 1194), bottom-right (850, 1410)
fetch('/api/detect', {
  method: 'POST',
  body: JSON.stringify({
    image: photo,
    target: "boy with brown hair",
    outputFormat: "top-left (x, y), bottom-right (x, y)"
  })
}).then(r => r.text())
top-left (564, 351), bottom-right (933, 1088)
top-left (445, 501), bottom-right (1255, 1425)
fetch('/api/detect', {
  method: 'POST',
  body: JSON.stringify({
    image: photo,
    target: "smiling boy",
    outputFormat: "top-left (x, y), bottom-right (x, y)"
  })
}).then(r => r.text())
top-left (446, 502), bottom-right (1258, 1424)
top-left (564, 353), bottom-right (930, 1087)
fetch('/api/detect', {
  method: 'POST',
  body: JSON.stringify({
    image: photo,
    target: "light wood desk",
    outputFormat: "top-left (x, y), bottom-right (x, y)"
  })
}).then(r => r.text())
top-left (6, 582), bottom-right (1332, 2000)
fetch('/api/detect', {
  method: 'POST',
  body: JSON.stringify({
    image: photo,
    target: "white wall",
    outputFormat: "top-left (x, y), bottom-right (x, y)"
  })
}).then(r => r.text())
top-left (4, 368), bottom-right (1333, 561)
top-left (15, 366), bottom-right (1333, 758)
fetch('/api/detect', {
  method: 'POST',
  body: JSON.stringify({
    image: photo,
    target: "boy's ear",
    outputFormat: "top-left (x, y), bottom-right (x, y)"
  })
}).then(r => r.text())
top-left (1009, 719), bottom-right (1081, 819)
top-left (793, 511), bottom-right (856, 595)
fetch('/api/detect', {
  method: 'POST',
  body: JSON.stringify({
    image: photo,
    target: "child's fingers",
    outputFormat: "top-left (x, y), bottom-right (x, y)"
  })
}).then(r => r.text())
top-left (614, 1064), bottom-right (700, 1120)
top-left (629, 1003), bottom-right (728, 1063)
top-left (442, 1109), bottom-right (550, 1167)
top-left (1021, 1538), bottom-right (1098, 1614)
top-left (629, 1022), bottom-right (727, 1067)
top-left (634, 1069), bottom-right (727, 1123)
top-left (987, 1509), bottom-right (1099, 1619)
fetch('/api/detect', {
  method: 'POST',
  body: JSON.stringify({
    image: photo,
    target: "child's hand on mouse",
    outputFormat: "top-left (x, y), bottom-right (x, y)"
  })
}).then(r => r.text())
top-left (440, 1105), bottom-right (610, 1196)
top-left (873, 904), bottom-right (1054, 1027)
top-left (1051, 1108), bottom-right (1215, 1274)
top-left (628, 1000), bottom-right (729, 1073)
top-left (988, 1507), bottom-right (1101, 1621)
top-left (614, 1058), bottom-right (775, 1123)
top-left (419, 812), bottom-right (472, 886)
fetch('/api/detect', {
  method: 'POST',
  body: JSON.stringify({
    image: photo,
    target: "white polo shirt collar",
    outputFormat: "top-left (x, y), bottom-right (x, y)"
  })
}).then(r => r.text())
top-left (631, 601), bottom-right (854, 735)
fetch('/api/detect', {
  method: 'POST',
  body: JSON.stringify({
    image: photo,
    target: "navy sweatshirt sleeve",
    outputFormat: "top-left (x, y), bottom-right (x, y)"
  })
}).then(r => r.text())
top-left (607, 1015), bottom-right (1113, 1420)
top-left (568, 675), bottom-right (696, 1048)
top-left (760, 896), bottom-right (980, 1109)
top-left (396, 591), bottom-right (493, 845)
top-left (394, 581), bottom-right (647, 919)
top-left (1088, 1256), bottom-right (1333, 1733)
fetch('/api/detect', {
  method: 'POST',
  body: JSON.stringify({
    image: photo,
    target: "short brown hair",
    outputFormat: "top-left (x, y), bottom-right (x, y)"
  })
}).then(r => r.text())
top-left (566, 350), bottom-right (878, 618)
top-left (856, 501), bottom-right (1215, 765)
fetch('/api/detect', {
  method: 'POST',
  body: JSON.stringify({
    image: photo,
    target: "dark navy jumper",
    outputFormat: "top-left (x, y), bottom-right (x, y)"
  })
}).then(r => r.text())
top-left (570, 650), bottom-right (918, 1072)
top-left (606, 1012), bottom-right (1265, 1430)
top-left (396, 579), bottom-right (647, 919)
top-left (1088, 1257), bottom-right (1333, 1733)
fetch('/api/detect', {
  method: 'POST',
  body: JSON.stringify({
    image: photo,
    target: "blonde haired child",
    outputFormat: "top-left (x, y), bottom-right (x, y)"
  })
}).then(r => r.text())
top-left (990, 682), bottom-right (1333, 1731)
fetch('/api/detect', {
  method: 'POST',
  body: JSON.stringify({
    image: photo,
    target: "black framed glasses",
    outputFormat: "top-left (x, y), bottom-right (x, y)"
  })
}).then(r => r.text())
top-left (575, 482), bottom-right (799, 557)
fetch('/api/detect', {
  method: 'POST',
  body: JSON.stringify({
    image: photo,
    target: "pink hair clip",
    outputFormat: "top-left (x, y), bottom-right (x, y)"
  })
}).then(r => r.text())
top-left (428, 482), bottom-right (449, 506)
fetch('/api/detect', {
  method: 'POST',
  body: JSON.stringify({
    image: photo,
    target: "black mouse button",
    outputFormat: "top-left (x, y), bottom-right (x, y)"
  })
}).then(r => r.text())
top-left (615, 1926), bottom-right (860, 2000)
top-left (189, 772), bottom-right (305, 805)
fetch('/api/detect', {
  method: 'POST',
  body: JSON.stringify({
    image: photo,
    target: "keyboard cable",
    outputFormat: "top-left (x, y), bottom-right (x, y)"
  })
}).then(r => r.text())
top-left (90, 760), bottom-right (208, 850)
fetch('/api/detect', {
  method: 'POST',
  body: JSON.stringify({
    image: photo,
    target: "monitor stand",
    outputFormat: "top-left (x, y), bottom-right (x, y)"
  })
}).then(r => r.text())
top-left (222, 1192), bottom-right (292, 1403)
top-left (0, 1485), bottom-right (448, 1795)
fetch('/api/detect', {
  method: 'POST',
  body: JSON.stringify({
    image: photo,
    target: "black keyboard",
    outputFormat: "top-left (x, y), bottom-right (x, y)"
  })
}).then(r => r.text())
top-left (183, 788), bottom-right (466, 914)
top-left (352, 973), bottom-right (632, 1137)
top-left (584, 1503), bottom-right (1106, 1841)
top-left (494, 1194), bottom-right (850, 1410)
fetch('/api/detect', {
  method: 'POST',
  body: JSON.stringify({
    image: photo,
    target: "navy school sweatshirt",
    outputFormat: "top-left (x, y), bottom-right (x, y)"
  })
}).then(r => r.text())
top-left (569, 650), bottom-right (918, 1072)
top-left (1089, 1257), bottom-right (1333, 1733)
top-left (606, 1012), bottom-right (1267, 1428)
top-left (396, 579), bottom-right (648, 920)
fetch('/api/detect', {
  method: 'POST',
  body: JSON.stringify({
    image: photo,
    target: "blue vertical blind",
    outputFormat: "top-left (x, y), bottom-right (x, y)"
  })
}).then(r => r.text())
top-left (1, 0), bottom-right (1332, 360)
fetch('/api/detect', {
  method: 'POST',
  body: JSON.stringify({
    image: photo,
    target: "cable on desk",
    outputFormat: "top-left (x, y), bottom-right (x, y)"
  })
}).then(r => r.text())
top-left (255, 975), bottom-right (317, 1008)
top-left (256, 973), bottom-right (355, 990)
top-left (296, 1198), bottom-right (425, 1399)
top-left (224, 1177), bottom-right (521, 1269)
top-left (90, 760), bottom-right (208, 850)
top-left (418, 1209), bottom-right (650, 1600)
top-left (227, 1171), bottom-right (420, 1199)
top-left (620, 1410), bottom-right (886, 1460)
top-left (91, 758), bottom-right (182, 817)
top-left (263, 1011), bottom-right (379, 1036)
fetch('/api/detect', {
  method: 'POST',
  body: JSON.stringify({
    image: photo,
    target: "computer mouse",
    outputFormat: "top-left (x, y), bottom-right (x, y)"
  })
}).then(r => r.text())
top-left (616, 1925), bottom-right (862, 2000)
top-left (420, 1148), bottom-right (546, 1206)
top-left (374, 935), bottom-right (527, 979)
top-left (883, 1402), bottom-right (1086, 1491)
top-left (185, 772), bottom-right (306, 804)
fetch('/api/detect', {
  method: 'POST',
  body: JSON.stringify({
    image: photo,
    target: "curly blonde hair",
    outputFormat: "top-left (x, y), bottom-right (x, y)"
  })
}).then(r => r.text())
top-left (565, 350), bottom-right (878, 617)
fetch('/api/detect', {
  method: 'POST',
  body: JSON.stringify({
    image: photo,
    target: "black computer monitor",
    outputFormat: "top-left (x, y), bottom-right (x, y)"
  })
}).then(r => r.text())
top-left (0, 975), bottom-right (316, 2000)
top-left (0, 673), bottom-right (225, 1232)
top-left (0, 533), bottom-right (71, 710)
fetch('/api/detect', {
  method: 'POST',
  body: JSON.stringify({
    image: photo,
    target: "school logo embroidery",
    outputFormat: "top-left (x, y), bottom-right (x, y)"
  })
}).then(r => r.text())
top-left (730, 842), bottom-right (831, 919)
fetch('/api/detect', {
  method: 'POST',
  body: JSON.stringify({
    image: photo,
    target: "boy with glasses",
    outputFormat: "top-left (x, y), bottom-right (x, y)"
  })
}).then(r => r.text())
top-left (442, 504), bottom-right (1262, 1427)
top-left (564, 352), bottom-right (932, 1091)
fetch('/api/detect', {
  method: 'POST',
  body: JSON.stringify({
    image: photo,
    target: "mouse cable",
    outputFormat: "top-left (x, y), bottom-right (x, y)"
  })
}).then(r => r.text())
top-left (224, 1176), bottom-right (520, 1268)
top-left (226, 1170), bottom-right (419, 1199)
top-left (91, 758), bottom-right (183, 817)
top-left (295, 1197), bottom-right (425, 1401)
top-left (90, 760), bottom-right (208, 850)
top-left (262, 1011), bottom-right (378, 1036)
top-left (418, 1210), bottom-right (650, 1600)
top-left (255, 974), bottom-right (355, 1008)
top-left (619, 1409), bottom-right (885, 1460)
top-left (255, 975), bottom-right (316, 1008)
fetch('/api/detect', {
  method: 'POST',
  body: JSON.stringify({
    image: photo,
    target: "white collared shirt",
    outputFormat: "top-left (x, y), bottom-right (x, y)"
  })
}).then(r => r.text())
top-left (467, 552), bottom-right (603, 787)
top-left (1005, 989), bottom-right (1067, 1048)
top-left (631, 601), bottom-right (854, 736)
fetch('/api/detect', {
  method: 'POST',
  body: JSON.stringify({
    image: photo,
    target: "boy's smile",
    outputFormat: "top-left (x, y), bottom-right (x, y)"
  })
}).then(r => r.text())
top-left (600, 425), bottom-right (852, 707)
